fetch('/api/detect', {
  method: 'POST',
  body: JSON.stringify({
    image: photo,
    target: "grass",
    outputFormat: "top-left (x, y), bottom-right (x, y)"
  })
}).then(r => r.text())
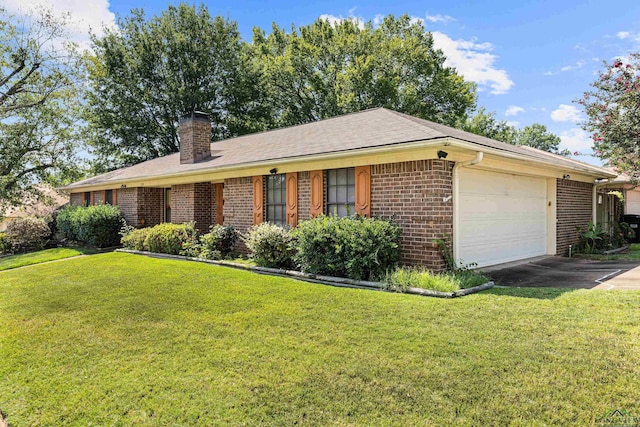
top-left (0, 247), bottom-right (94, 271)
top-left (384, 266), bottom-right (489, 292)
top-left (576, 243), bottom-right (640, 260)
top-left (1, 253), bottom-right (640, 425)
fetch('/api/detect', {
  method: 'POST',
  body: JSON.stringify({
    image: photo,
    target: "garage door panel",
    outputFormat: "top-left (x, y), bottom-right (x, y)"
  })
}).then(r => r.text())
top-left (627, 189), bottom-right (640, 214)
top-left (458, 169), bottom-right (547, 267)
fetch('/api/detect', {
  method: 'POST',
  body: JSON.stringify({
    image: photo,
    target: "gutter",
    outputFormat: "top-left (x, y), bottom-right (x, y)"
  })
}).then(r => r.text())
top-left (452, 151), bottom-right (484, 266)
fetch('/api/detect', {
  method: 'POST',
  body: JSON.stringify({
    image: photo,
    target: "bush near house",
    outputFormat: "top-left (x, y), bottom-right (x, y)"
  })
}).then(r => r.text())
top-left (200, 225), bottom-right (238, 259)
top-left (3, 217), bottom-right (51, 253)
top-left (292, 215), bottom-right (402, 281)
top-left (141, 222), bottom-right (198, 255)
top-left (57, 205), bottom-right (125, 248)
top-left (243, 222), bottom-right (295, 269)
top-left (120, 227), bottom-right (151, 251)
top-left (0, 232), bottom-right (9, 254)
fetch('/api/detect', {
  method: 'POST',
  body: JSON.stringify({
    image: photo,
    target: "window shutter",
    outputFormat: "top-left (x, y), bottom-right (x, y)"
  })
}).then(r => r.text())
top-left (113, 189), bottom-right (118, 206)
top-left (286, 172), bottom-right (298, 227)
top-left (355, 165), bottom-right (371, 217)
top-left (253, 176), bottom-right (264, 225)
top-left (310, 170), bottom-right (324, 217)
top-left (90, 192), bottom-right (95, 206)
top-left (101, 190), bottom-right (106, 205)
top-left (215, 183), bottom-right (224, 225)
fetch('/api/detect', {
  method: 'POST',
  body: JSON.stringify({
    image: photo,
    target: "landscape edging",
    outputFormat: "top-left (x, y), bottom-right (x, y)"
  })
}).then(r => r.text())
top-left (115, 249), bottom-right (494, 298)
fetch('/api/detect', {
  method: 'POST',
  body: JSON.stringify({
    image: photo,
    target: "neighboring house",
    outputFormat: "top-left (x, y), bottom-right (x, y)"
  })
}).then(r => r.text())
top-left (0, 186), bottom-right (68, 231)
top-left (62, 108), bottom-right (616, 270)
top-left (592, 170), bottom-right (640, 233)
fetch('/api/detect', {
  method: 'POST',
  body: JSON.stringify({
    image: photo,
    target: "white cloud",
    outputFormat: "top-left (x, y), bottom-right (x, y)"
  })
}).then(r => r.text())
top-left (560, 60), bottom-right (585, 72)
top-left (559, 128), bottom-right (593, 152)
top-left (505, 105), bottom-right (524, 117)
top-left (373, 14), bottom-right (385, 26)
top-left (617, 31), bottom-right (631, 39)
top-left (551, 104), bottom-right (582, 122)
top-left (431, 31), bottom-right (514, 95)
top-left (425, 13), bottom-right (456, 24)
top-left (319, 13), bottom-right (365, 30)
top-left (3, 0), bottom-right (117, 50)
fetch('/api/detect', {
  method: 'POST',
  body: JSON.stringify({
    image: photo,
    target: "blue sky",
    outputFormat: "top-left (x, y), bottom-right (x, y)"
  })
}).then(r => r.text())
top-left (6, 0), bottom-right (640, 166)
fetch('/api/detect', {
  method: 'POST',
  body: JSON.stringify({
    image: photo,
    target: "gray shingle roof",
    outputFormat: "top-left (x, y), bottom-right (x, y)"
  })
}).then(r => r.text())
top-left (64, 107), bottom-right (614, 189)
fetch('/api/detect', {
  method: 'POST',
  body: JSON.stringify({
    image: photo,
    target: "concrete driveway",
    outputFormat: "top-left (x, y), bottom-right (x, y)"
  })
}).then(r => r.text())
top-left (483, 256), bottom-right (640, 289)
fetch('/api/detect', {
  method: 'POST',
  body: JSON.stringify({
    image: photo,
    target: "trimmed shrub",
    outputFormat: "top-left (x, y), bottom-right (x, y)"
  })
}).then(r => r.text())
top-left (57, 205), bottom-right (125, 247)
top-left (0, 232), bottom-right (10, 254)
top-left (120, 227), bottom-right (151, 251)
top-left (292, 215), bottom-right (401, 280)
top-left (244, 223), bottom-right (295, 268)
top-left (199, 225), bottom-right (238, 259)
top-left (4, 217), bottom-right (51, 253)
top-left (143, 222), bottom-right (197, 255)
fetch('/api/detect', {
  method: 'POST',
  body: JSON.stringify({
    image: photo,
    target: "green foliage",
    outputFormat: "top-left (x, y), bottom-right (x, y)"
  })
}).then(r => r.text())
top-left (383, 266), bottom-right (488, 293)
top-left (199, 225), bottom-right (238, 259)
top-left (0, 7), bottom-right (85, 210)
top-left (434, 235), bottom-right (455, 271)
top-left (579, 54), bottom-right (640, 180)
top-left (0, 231), bottom-right (10, 254)
top-left (120, 227), bottom-right (151, 251)
top-left (142, 222), bottom-right (197, 255)
top-left (577, 221), bottom-right (606, 254)
top-left (243, 222), bottom-right (295, 268)
top-left (56, 205), bottom-right (125, 247)
top-left (461, 107), bottom-right (517, 143)
top-left (292, 215), bottom-right (401, 280)
top-left (515, 123), bottom-right (570, 156)
top-left (252, 15), bottom-right (476, 128)
top-left (4, 217), bottom-right (51, 253)
top-left (86, 4), bottom-right (269, 169)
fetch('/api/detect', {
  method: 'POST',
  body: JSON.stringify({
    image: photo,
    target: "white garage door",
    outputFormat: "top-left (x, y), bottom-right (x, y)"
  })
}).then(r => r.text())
top-left (626, 188), bottom-right (640, 215)
top-left (458, 169), bottom-right (547, 268)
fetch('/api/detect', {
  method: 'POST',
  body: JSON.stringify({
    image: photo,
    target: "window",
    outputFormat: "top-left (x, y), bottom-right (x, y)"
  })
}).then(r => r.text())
top-left (105, 190), bottom-right (113, 205)
top-left (83, 192), bottom-right (91, 207)
top-left (164, 188), bottom-right (171, 223)
top-left (326, 167), bottom-right (355, 217)
top-left (265, 174), bottom-right (286, 225)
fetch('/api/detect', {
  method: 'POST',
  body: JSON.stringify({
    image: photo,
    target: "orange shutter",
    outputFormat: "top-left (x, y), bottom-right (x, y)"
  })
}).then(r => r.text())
top-left (253, 176), bottom-right (264, 225)
top-left (310, 170), bottom-right (324, 217)
top-left (113, 189), bottom-right (118, 206)
top-left (215, 183), bottom-right (224, 225)
top-left (101, 190), bottom-right (106, 205)
top-left (355, 165), bottom-right (371, 217)
top-left (286, 172), bottom-right (298, 227)
top-left (90, 192), bottom-right (95, 206)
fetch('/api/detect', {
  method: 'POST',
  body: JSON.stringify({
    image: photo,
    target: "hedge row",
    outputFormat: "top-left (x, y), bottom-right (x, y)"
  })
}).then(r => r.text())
top-left (57, 205), bottom-right (125, 248)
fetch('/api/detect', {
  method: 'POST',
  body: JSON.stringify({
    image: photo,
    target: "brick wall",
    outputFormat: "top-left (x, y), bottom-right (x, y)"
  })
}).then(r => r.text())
top-left (93, 191), bottom-right (104, 205)
top-left (179, 114), bottom-right (211, 164)
top-left (138, 188), bottom-right (164, 227)
top-left (211, 183), bottom-right (219, 226)
top-left (70, 193), bottom-right (84, 207)
top-left (223, 177), bottom-right (253, 252)
top-left (171, 183), bottom-right (212, 231)
top-left (298, 171), bottom-right (311, 222)
top-left (371, 159), bottom-right (454, 271)
top-left (557, 179), bottom-right (593, 255)
top-left (117, 188), bottom-right (138, 226)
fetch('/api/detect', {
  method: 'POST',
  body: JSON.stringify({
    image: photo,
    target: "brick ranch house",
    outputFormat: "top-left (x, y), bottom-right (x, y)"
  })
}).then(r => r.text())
top-left (63, 108), bottom-right (616, 270)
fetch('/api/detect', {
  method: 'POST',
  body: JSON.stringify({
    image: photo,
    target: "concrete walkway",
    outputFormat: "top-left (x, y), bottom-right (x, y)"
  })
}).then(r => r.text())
top-left (592, 264), bottom-right (640, 290)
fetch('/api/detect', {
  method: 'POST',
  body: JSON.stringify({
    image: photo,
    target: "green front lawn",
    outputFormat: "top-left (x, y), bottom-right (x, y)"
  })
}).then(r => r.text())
top-left (1, 253), bottom-right (639, 425)
top-left (0, 247), bottom-right (93, 271)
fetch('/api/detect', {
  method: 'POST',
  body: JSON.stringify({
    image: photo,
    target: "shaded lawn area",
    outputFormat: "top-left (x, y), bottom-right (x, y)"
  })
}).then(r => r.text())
top-left (0, 247), bottom-right (95, 271)
top-left (1, 253), bottom-right (640, 425)
top-left (576, 243), bottom-right (640, 261)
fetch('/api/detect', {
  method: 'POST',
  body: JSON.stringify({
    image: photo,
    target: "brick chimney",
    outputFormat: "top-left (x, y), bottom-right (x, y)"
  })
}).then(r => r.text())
top-left (179, 111), bottom-right (211, 164)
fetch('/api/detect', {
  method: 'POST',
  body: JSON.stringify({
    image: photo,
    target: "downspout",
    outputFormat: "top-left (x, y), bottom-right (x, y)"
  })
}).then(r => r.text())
top-left (592, 178), bottom-right (614, 226)
top-left (452, 152), bottom-right (484, 267)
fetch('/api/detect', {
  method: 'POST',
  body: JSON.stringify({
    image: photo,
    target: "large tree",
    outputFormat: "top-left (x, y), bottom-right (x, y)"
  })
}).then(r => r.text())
top-left (251, 15), bottom-right (477, 128)
top-left (0, 7), bottom-right (84, 211)
top-left (515, 123), bottom-right (569, 156)
top-left (86, 4), bottom-right (270, 170)
top-left (461, 107), bottom-right (517, 144)
top-left (579, 54), bottom-right (640, 180)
